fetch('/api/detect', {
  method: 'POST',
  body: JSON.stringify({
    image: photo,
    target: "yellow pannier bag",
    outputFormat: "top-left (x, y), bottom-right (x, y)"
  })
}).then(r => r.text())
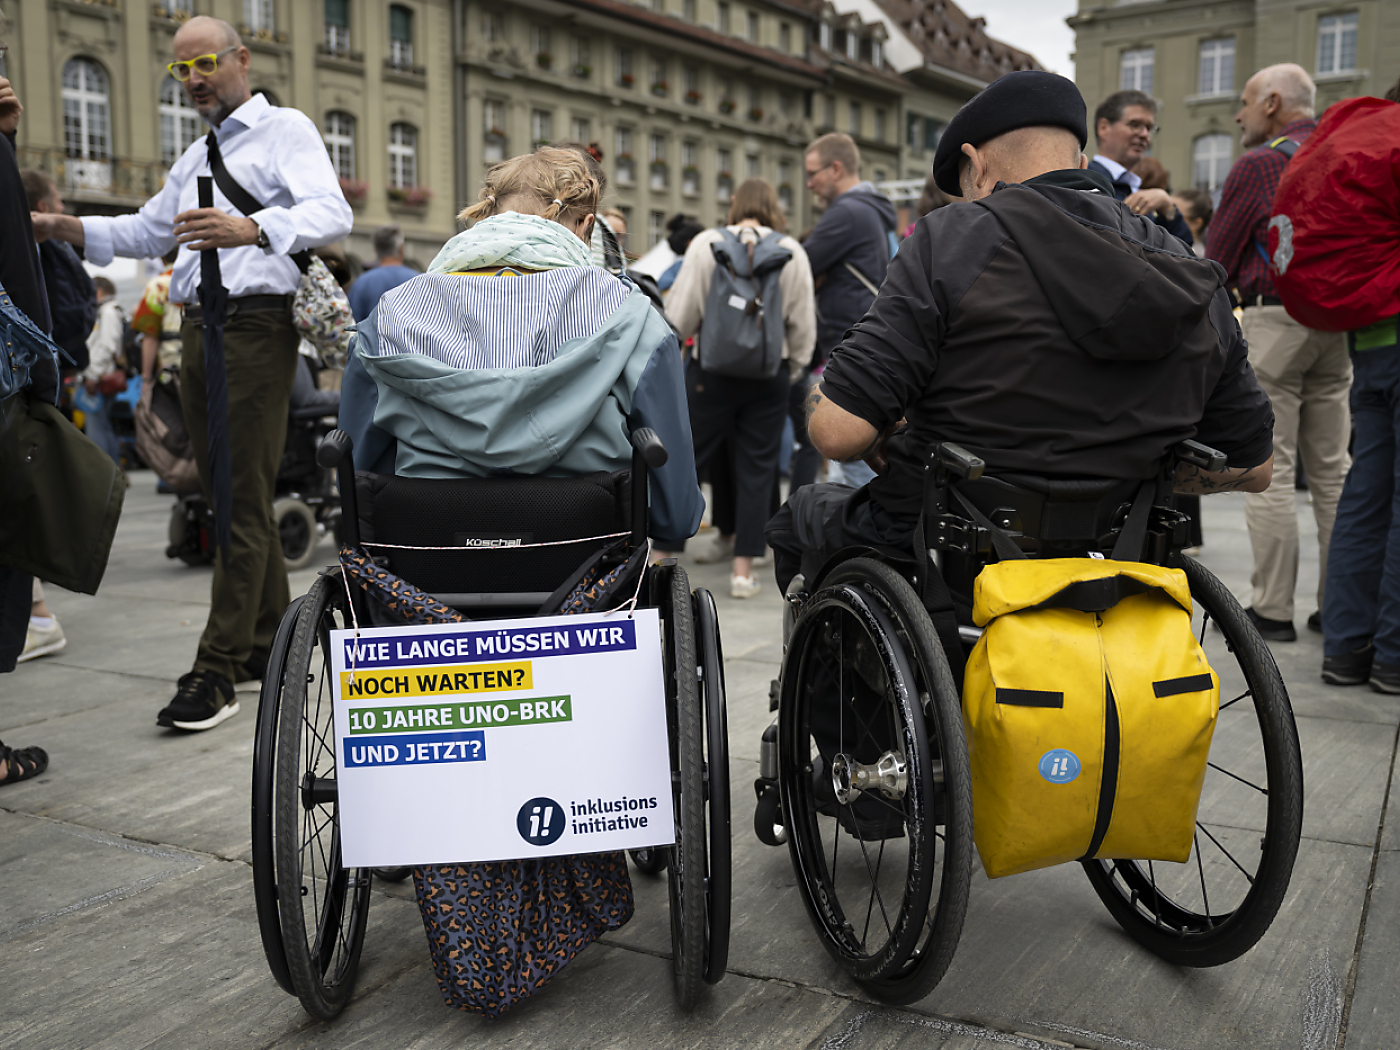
top-left (963, 558), bottom-right (1218, 879)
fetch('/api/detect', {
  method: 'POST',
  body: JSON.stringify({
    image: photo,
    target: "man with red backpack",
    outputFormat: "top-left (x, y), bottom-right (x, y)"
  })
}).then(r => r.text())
top-left (1208, 63), bottom-right (1351, 643)
top-left (1266, 78), bottom-right (1400, 691)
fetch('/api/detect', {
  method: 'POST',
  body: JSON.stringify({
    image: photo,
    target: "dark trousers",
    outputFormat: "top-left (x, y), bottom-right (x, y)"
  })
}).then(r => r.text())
top-left (786, 370), bottom-right (822, 492)
top-left (686, 362), bottom-right (788, 559)
top-left (0, 568), bottom-right (31, 674)
top-left (181, 309), bottom-right (299, 684)
top-left (764, 482), bottom-right (912, 595)
top-left (1324, 345), bottom-right (1400, 662)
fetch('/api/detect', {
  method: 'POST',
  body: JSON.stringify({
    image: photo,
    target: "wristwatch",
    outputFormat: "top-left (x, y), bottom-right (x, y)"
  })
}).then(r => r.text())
top-left (254, 222), bottom-right (270, 249)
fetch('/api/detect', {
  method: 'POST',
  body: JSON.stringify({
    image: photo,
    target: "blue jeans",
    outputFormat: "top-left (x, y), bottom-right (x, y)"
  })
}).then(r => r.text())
top-left (1323, 345), bottom-right (1400, 661)
top-left (79, 391), bottom-right (122, 466)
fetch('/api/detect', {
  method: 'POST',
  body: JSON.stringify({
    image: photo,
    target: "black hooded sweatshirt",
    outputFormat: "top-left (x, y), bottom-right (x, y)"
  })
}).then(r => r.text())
top-left (820, 169), bottom-right (1274, 528)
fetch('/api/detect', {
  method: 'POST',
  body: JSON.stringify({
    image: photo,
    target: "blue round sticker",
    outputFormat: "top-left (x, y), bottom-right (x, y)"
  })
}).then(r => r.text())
top-left (517, 796), bottom-right (567, 846)
top-left (1039, 749), bottom-right (1081, 784)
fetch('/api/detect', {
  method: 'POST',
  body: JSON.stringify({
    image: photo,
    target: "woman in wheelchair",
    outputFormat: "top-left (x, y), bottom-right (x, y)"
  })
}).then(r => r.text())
top-left (338, 146), bottom-right (703, 551)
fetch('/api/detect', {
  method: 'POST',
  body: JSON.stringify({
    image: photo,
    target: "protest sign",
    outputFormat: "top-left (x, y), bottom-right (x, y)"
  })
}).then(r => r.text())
top-left (330, 609), bottom-right (675, 867)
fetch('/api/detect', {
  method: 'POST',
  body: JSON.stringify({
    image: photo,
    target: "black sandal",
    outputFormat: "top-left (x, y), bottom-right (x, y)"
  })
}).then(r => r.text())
top-left (0, 741), bottom-right (48, 786)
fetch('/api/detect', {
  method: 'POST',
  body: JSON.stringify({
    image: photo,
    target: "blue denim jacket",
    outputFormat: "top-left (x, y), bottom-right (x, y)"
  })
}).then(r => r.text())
top-left (0, 279), bottom-right (63, 405)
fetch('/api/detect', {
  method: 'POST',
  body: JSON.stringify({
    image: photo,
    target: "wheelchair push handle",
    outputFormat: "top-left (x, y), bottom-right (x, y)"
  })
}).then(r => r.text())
top-left (1174, 439), bottom-right (1228, 474)
top-left (630, 428), bottom-right (669, 469)
top-left (932, 442), bottom-right (985, 481)
top-left (317, 428), bottom-right (354, 470)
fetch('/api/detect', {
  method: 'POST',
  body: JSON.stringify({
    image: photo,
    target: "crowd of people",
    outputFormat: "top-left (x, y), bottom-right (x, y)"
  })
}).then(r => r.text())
top-left (2, 7), bottom-right (1399, 792)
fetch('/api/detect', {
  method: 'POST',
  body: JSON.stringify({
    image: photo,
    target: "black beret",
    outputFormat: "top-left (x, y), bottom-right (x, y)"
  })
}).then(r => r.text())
top-left (932, 70), bottom-right (1088, 197)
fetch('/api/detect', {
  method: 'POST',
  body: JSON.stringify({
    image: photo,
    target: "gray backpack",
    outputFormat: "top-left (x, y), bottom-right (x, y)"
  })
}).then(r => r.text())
top-left (698, 228), bottom-right (792, 380)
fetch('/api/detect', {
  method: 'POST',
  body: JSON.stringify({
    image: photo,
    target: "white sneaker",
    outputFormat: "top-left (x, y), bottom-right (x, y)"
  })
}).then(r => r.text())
top-left (18, 617), bottom-right (66, 663)
top-left (693, 534), bottom-right (736, 564)
top-left (731, 574), bottom-right (762, 599)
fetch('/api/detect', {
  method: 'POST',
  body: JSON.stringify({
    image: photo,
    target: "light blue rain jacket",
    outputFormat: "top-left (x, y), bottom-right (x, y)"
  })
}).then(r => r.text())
top-left (339, 267), bottom-right (703, 548)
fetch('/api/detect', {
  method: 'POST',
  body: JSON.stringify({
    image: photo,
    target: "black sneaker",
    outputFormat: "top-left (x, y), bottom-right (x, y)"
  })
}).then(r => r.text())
top-left (1323, 644), bottom-right (1374, 686)
top-left (1246, 608), bottom-right (1297, 642)
top-left (1371, 661), bottom-right (1400, 695)
top-left (1308, 611), bottom-right (1323, 634)
top-left (158, 671), bottom-right (238, 731)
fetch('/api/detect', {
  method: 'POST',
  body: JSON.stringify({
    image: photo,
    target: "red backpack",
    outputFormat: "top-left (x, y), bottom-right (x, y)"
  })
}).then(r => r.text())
top-left (1268, 96), bottom-right (1400, 332)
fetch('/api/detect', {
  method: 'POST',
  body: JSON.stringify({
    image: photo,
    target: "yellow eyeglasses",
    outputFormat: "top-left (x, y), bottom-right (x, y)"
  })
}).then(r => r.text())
top-left (167, 46), bottom-right (238, 82)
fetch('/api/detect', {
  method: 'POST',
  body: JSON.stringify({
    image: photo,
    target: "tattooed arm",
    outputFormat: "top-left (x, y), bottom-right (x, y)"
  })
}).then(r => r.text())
top-left (806, 381), bottom-right (885, 464)
top-left (1174, 454), bottom-right (1274, 495)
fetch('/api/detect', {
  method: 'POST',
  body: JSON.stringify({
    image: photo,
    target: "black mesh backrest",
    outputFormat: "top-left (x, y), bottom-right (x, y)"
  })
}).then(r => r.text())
top-left (355, 470), bottom-right (631, 596)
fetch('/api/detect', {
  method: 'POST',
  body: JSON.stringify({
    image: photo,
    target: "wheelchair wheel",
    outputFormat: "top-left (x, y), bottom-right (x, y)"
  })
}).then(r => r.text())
top-left (251, 593), bottom-right (306, 997)
top-left (270, 573), bottom-right (373, 1018)
top-left (1082, 555), bottom-right (1303, 966)
top-left (778, 558), bottom-right (973, 1005)
top-left (694, 586), bottom-right (731, 985)
top-left (275, 497), bottom-right (320, 572)
top-left (655, 562), bottom-right (708, 1010)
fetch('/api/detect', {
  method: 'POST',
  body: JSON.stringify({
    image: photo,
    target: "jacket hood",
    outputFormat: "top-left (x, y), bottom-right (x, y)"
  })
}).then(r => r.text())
top-left (357, 269), bottom-right (663, 477)
top-left (975, 182), bottom-right (1227, 362)
top-left (840, 181), bottom-right (898, 230)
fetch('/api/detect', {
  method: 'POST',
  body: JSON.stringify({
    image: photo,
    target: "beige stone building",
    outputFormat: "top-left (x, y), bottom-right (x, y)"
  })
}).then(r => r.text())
top-left (1070, 0), bottom-right (1400, 195)
top-left (0, 0), bottom-right (1037, 267)
top-left (1, 0), bottom-right (457, 264)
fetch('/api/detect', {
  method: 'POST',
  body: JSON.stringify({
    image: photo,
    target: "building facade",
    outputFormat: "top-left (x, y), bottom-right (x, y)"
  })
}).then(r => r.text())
top-left (1070, 0), bottom-right (1400, 196)
top-left (2, 0), bottom-right (457, 264)
top-left (0, 0), bottom-right (1037, 266)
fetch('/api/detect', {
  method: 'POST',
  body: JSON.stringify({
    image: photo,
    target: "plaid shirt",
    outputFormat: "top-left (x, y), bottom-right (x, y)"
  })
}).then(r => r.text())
top-left (1207, 119), bottom-right (1317, 302)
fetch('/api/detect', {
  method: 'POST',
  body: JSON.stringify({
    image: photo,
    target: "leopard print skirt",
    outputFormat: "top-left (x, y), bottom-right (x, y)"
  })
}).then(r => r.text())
top-left (338, 545), bottom-right (639, 1018)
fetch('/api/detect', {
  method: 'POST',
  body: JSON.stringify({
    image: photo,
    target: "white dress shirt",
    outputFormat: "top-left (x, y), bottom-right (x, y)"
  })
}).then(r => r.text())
top-left (1091, 154), bottom-right (1142, 193)
top-left (82, 93), bottom-right (353, 305)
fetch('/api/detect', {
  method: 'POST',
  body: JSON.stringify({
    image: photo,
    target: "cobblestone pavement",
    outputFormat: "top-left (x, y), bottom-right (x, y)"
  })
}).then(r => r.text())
top-left (2, 476), bottom-right (1396, 1050)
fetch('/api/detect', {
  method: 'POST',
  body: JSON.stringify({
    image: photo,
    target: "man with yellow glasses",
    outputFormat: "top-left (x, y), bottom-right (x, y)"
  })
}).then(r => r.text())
top-left (31, 16), bottom-right (352, 734)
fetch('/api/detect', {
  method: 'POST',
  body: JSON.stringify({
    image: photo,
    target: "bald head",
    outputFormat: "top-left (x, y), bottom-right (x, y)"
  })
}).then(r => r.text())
top-left (172, 16), bottom-right (250, 128)
top-left (1236, 63), bottom-right (1315, 148)
top-left (173, 15), bottom-right (241, 53)
top-left (958, 125), bottom-right (1086, 201)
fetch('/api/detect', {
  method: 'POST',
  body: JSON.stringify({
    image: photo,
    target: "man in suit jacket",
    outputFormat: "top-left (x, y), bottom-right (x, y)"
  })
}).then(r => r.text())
top-left (1087, 90), bottom-right (1193, 246)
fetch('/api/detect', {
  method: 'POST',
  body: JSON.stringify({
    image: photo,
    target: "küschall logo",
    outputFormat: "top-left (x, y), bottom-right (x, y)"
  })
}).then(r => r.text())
top-left (1039, 749), bottom-right (1081, 784)
top-left (517, 796), bottom-right (566, 846)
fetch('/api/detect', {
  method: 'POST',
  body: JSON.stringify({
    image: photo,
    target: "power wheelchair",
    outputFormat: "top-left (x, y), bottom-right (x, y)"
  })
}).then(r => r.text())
top-left (250, 427), bottom-right (731, 1020)
top-left (752, 440), bottom-right (1304, 1005)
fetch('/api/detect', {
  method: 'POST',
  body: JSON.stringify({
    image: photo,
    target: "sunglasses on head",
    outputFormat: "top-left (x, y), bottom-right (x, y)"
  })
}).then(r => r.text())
top-left (167, 45), bottom-right (238, 82)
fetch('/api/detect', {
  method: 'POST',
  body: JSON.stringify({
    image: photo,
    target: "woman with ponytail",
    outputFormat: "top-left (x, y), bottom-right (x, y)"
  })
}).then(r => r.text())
top-left (339, 146), bottom-right (703, 549)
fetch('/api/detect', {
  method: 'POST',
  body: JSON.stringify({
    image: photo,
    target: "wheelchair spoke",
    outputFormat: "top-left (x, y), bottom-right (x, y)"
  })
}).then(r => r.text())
top-left (1207, 761), bottom-right (1268, 795)
top-left (860, 838), bottom-right (888, 946)
top-left (1194, 833), bottom-right (1212, 926)
top-left (1219, 689), bottom-right (1252, 712)
top-left (1197, 822), bottom-right (1255, 884)
top-left (852, 827), bottom-right (894, 944)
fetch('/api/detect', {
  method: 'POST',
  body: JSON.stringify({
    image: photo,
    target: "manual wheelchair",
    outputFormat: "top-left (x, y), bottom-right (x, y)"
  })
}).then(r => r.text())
top-left (251, 427), bottom-right (731, 1020)
top-left (752, 441), bottom-right (1304, 1005)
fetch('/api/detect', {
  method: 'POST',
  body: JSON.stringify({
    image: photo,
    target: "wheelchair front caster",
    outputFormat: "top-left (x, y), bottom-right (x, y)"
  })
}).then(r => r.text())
top-left (753, 779), bottom-right (787, 846)
top-left (629, 847), bottom-right (670, 874)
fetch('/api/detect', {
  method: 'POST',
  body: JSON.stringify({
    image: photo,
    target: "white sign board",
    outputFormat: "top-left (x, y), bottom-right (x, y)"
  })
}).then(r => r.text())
top-left (330, 609), bottom-right (675, 868)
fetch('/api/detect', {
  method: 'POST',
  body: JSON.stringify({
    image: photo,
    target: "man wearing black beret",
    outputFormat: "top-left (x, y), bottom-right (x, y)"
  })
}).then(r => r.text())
top-left (766, 69), bottom-right (1276, 594)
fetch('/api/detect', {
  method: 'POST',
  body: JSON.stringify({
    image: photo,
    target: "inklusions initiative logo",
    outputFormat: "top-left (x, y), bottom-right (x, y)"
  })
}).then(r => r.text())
top-left (516, 796), bottom-right (567, 846)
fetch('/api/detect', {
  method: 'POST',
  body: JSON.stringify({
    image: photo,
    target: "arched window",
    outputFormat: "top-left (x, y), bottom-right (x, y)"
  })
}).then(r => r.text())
top-left (388, 122), bottom-right (417, 189)
top-left (159, 79), bottom-right (202, 166)
top-left (1192, 133), bottom-right (1232, 191)
top-left (324, 111), bottom-right (356, 179)
top-left (389, 5), bottom-right (414, 69)
top-left (62, 58), bottom-right (110, 160)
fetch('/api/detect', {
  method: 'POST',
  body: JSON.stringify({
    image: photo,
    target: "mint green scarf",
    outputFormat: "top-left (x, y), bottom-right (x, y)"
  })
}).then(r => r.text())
top-left (427, 212), bottom-right (592, 274)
